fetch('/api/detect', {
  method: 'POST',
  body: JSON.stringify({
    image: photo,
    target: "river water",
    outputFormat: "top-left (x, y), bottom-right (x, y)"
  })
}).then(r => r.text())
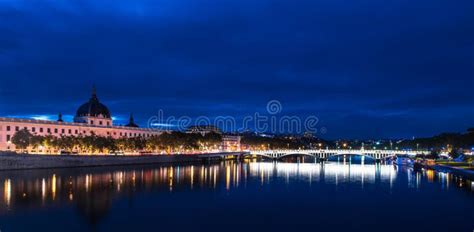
top-left (0, 160), bottom-right (472, 232)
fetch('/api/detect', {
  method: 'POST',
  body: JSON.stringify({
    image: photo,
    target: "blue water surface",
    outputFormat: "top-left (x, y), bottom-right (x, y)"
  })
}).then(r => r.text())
top-left (0, 160), bottom-right (472, 232)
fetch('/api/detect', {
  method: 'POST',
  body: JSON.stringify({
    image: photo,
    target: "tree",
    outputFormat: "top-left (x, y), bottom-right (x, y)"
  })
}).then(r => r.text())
top-left (56, 136), bottom-right (76, 152)
top-left (11, 128), bottom-right (33, 151)
top-left (201, 132), bottom-right (222, 150)
top-left (41, 135), bottom-right (57, 153)
top-left (116, 137), bottom-right (131, 152)
top-left (30, 135), bottom-right (44, 150)
top-left (105, 136), bottom-right (118, 153)
top-left (131, 137), bottom-right (146, 151)
top-left (81, 135), bottom-right (97, 153)
top-left (145, 135), bottom-right (160, 152)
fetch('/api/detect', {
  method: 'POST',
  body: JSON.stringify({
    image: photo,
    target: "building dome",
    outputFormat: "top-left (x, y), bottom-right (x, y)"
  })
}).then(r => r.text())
top-left (75, 87), bottom-right (111, 119)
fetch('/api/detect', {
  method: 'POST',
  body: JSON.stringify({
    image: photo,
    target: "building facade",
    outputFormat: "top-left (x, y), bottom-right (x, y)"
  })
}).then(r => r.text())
top-left (0, 89), bottom-right (162, 153)
top-left (185, 125), bottom-right (221, 136)
top-left (221, 135), bottom-right (241, 151)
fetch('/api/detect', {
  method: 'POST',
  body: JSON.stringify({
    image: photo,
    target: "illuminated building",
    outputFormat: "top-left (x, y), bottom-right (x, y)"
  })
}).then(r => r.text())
top-left (0, 88), bottom-right (162, 152)
top-left (222, 135), bottom-right (241, 151)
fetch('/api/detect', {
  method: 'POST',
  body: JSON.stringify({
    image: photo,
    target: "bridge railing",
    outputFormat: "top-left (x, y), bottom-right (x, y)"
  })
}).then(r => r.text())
top-left (248, 149), bottom-right (431, 156)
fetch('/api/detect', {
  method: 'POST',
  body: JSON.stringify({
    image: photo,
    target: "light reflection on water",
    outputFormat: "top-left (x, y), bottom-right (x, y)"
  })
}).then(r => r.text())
top-left (0, 160), bottom-right (472, 231)
top-left (248, 162), bottom-right (397, 186)
top-left (0, 161), bottom-right (471, 212)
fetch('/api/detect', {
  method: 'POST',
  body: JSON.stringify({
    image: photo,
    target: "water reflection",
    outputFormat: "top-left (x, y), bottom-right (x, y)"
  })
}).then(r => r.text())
top-left (247, 162), bottom-right (397, 186)
top-left (0, 161), bottom-right (472, 225)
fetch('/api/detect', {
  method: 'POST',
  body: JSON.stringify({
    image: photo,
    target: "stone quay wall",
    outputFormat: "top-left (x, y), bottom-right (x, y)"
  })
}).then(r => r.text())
top-left (0, 152), bottom-right (243, 170)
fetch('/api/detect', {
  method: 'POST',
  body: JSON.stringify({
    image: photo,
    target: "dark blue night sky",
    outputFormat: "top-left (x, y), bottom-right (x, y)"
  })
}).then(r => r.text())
top-left (0, 0), bottom-right (473, 139)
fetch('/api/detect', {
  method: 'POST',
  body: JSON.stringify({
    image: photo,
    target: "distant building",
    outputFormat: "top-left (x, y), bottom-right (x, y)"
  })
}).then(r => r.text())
top-left (185, 125), bottom-right (221, 136)
top-left (303, 131), bottom-right (314, 138)
top-left (0, 88), bottom-right (162, 152)
top-left (221, 135), bottom-right (241, 151)
top-left (255, 133), bottom-right (274, 138)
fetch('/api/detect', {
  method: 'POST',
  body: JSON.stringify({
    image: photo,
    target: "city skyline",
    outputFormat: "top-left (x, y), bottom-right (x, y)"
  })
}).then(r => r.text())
top-left (0, 88), bottom-right (467, 138)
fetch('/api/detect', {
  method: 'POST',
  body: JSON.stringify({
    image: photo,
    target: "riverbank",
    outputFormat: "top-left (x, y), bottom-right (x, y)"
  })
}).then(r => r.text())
top-left (432, 164), bottom-right (474, 179)
top-left (0, 152), bottom-right (246, 170)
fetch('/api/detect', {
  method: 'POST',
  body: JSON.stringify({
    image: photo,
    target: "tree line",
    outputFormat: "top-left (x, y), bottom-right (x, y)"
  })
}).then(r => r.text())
top-left (11, 128), bottom-right (222, 154)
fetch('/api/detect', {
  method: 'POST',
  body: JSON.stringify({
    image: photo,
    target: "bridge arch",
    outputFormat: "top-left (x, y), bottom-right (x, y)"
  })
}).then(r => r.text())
top-left (244, 153), bottom-right (274, 159)
top-left (278, 153), bottom-right (315, 159)
top-left (327, 153), bottom-right (377, 161)
top-left (249, 149), bottom-right (430, 160)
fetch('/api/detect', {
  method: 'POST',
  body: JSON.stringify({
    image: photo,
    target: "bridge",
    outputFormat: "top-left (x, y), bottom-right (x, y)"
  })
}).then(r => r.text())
top-left (248, 149), bottom-right (431, 160)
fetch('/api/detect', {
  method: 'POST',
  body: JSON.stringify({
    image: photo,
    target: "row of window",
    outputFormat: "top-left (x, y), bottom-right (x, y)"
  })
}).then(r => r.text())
top-left (90, 120), bottom-right (111, 126)
top-left (5, 125), bottom-right (82, 135)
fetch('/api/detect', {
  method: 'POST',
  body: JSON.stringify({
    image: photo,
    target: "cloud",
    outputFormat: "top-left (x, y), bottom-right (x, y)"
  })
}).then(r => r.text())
top-left (0, 0), bottom-right (473, 139)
